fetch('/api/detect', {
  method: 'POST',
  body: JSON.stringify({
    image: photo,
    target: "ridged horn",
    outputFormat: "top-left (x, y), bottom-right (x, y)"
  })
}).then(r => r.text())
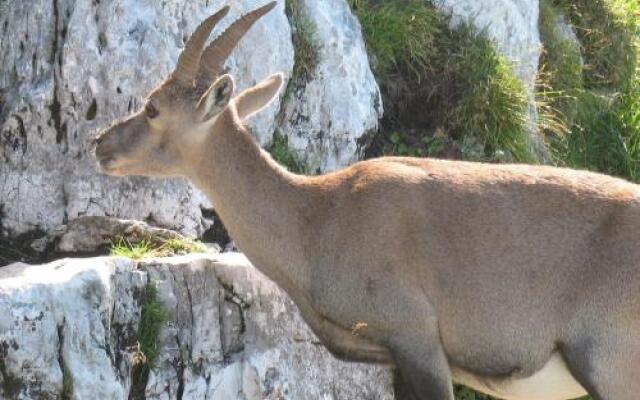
top-left (197, 1), bottom-right (277, 84)
top-left (172, 6), bottom-right (230, 86)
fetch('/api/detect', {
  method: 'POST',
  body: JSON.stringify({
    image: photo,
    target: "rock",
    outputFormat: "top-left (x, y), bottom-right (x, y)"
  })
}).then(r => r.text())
top-left (433, 0), bottom-right (541, 94)
top-left (52, 216), bottom-right (187, 253)
top-left (433, 0), bottom-right (547, 160)
top-left (0, 0), bottom-right (294, 238)
top-left (0, 253), bottom-right (394, 399)
top-left (0, 0), bottom-right (551, 239)
top-left (278, 0), bottom-right (382, 172)
top-left (3, 216), bottom-right (207, 267)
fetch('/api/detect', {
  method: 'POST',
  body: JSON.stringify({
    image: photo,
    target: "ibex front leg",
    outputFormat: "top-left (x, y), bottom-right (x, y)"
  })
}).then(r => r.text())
top-left (389, 320), bottom-right (455, 400)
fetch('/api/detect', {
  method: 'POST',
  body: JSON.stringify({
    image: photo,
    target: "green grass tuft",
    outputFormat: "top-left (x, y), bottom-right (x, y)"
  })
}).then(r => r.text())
top-left (350, 0), bottom-right (440, 80)
top-left (136, 285), bottom-right (169, 369)
top-left (445, 25), bottom-right (534, 163)
top-left (109, 237), bottom-right (208, 260)
top-left (538, 0), bottom-right (584, 132)
top-left (551, 0), bottom-right (637, 91)
top-left (130, 284), bottom-right (169, 400)
top-left (352, 0), bottom-right (535, 163)
top-left (539, 0), bottom-right (640, 182)
top-left (556, 83), bottom-right (640, 180)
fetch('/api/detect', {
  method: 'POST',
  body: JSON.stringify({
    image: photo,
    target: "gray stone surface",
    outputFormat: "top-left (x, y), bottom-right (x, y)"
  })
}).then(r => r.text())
top-left (49, 216), bottom-right (186, 253)
top-left (0, 253), bottom-right (394, 399)
top-left (0, 0), bottom-right (384, 238)
top-left (0, 0), bottom-right (294, 238)
top-left (279, 0), bottom-right (382, 172)
top-left (434, 0), bottom-right (542, 94)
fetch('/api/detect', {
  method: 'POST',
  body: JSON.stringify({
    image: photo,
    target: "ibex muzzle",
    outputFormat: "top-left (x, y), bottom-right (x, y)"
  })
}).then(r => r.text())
top-left (96, 2), bottom-right (640, 400)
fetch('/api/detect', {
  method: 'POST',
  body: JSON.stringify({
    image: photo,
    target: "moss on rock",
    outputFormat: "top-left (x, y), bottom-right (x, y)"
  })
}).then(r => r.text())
top-left (268, 130), bottom-right (308, 174)
top-left (284, 0), bottom-right (320, 101)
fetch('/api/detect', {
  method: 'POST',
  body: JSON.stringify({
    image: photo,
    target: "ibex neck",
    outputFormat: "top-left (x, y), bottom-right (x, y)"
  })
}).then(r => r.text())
top-left (188, 107), bottom-right (309, 290)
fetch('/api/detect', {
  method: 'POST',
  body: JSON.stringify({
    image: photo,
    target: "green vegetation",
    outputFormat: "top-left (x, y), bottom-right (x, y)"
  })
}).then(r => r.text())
top-left (385, 130), bottom-right (445, 157)
top-left (130, 284), bottom-right (169, 400)
top-left (539, 0), bottom-right (640, 182)
top-left (284, 0), bottom-right (320, 100)
top-left (552, 0), bottom-right (637, 90)
top-left (537, 0), bottom-right (584, 134)
top-left (268, 130), bottom-right (307, 173)
top-left (557, 85), bottom-right (640, 180)
top-left (109, 237), bottom-right (208, 260)
top-left (351, 0), bottom-right (534, 163)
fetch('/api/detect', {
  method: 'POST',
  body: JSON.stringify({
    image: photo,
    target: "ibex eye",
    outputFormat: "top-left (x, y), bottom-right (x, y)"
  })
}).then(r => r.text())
top-left (145, 103), bottom-right (159, 119)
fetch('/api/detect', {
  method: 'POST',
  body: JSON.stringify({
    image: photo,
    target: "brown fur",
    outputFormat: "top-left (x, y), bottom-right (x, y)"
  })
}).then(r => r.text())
top-left (94, 6), bottom-right (640, 400)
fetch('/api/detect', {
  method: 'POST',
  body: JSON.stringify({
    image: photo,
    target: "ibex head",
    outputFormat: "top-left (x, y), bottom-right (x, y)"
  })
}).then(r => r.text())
top-left (94, 2), bottom-right (283, 177)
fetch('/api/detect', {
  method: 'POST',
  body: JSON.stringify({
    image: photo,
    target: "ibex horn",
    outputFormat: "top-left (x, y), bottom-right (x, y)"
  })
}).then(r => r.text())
top-left (173, 6), bottom-right (230, 86)
top-left (197, 1), bottom-right (277, 84)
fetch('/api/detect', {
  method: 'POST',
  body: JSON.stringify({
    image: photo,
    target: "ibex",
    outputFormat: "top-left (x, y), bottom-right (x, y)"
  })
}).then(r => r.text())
top-left (94, 2), bottom-right (640, 399)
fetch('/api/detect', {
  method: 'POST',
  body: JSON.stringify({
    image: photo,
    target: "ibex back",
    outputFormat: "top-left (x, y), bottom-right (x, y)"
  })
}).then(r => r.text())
top-left (94, 3), bottom-right (640, 399)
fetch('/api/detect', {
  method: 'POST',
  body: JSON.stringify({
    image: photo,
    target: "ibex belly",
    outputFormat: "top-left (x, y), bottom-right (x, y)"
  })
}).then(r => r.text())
top-left (451, 352), bottom-right (587, 400)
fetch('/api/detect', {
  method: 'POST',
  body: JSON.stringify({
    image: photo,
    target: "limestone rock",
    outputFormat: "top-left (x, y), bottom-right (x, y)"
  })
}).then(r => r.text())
top-left (434, 0), bottom-right (542, 94)
top-left (279, 0), bottom-right (382, 172)
top-left (0, 0), bottom-right (294, 238)
top-left (52, 216), bottom-right (187, 253)
top-left (0, 253), bottom-right (394, 399)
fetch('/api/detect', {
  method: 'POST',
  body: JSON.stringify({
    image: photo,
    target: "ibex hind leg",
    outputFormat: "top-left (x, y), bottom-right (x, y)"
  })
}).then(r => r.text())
top-left (563, 334), bottom-right (640, 400)
top-left (389, 327), bottom-right (455, 400)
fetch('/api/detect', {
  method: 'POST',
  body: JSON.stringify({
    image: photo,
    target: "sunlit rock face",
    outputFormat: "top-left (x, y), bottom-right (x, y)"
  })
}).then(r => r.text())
top-left (0, 253), bottom-right (394, 399)
top-left (0, 0), bottom-right (293, 237)
top-left (278, 0), bottom-right (383, 173)
top-left (0, 0), bottom-right (383, 238)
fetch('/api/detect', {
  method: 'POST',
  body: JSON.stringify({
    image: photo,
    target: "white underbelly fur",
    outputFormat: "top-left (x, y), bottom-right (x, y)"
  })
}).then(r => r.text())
top-left (451, 352), bottom-right (588, 400)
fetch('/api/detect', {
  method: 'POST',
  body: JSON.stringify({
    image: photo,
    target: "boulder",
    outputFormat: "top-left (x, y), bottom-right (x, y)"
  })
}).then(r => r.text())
top-left (1, 0), bottom-right (295, 237)
top-left (0, 253), bottom-right (394, 399)
top-left (0, 0), bottom-right (384, 238)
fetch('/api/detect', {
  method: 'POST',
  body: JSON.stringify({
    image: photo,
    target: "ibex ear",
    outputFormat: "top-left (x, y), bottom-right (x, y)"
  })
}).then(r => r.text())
top-left (196, 74), bottom-right (235, 122)
top-left (234, 73), bottom-right (284, 120)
